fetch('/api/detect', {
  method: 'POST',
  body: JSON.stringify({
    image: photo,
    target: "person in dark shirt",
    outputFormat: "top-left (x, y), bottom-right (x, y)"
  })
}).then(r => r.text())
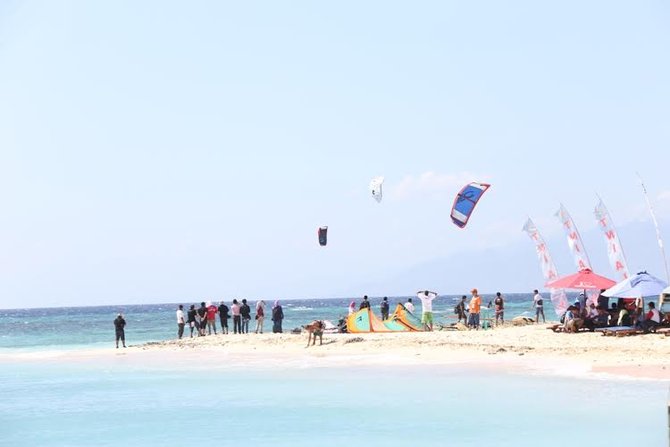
top-left (455, 296), bottom-right (468, 324)
top-left (197, 302), bottom-right (207, 336)
top-left (218, 301), bottom-right (229, 334)
top-left (380, 297), bottom-right (390, 320)
top-left (240, 299), bottom-right (251, 334)
top-left (359, 295), bottom-right (371, 310)
top-left (114, 313), bottom-right (126, 348)
top-left (494, 292), bottom-right (505, 325)
top-left (272, 301), bottom-right (284, 333)
top-left (187, 305), bottom-right (198, 338)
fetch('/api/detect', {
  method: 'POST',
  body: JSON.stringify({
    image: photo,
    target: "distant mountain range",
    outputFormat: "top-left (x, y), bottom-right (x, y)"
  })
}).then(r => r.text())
top-left (347, 219), bottom-right (670, 296)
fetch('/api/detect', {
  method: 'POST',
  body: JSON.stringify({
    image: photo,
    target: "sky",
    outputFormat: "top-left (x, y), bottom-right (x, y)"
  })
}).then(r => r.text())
top-left (1, 0), bottom-right (669, 308)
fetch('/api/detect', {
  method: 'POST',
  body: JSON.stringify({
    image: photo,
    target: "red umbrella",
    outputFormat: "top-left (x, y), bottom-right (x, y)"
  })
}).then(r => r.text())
top-left (545, 269), bottom-right (616, 290)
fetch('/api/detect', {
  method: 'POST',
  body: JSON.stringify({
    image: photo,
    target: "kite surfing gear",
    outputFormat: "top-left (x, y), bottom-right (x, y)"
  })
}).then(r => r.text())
top-left (369, 176), bottom-right (384, 203)
top-left (318, 226), bottom-right (328, 246)
top-left (451, 182), bottom-right (490, 228)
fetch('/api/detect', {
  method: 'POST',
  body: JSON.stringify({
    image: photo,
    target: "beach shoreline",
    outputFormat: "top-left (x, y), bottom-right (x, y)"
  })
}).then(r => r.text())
top-left (2, 324), bottom-right (668, 381)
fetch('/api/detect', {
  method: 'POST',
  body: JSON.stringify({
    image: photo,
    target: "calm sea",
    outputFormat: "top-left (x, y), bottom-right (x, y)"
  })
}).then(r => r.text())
top-left (2, 294), bottom-right (666, 446)
top-left (0, 293), bottom-right (560, 350)
top-left (0, 361), bottom-right (666, 446)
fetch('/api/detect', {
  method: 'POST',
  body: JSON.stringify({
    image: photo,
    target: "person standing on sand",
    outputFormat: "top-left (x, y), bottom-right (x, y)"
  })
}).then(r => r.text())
top-left (359, 296), bottom-right (370, 310)
top-left (114, 313), bottom-right (126, 348)
top-left (218, 301), bottom-right (229, 334)
top-left (533, 289), bottom-right (545, 323)
top-left (348, 301), bottom-right (356, 315)
top-left (417, 290), bottom-right (438, 331)
top-left (187, 304), bottom-right (198, 337)
top-left (255, 300), bottom-right (266, 334)
top-left (494, 292), bottom-right (504, 325)
top-left (197, 302), bottom-right (208, 336)
top-left (231, 299), bottom-right (241, 334)
top-left (380, 297), bottom-right (390, 320)
top-left (468, 289), bottom-right (481, 329)
top-left (240, 299), bottom-right (251, 334)
top-left (455, 296), bottom-right (468, 324)
top-left (176, 305), bottom-right (185, 339)
top-left (272, 300), bottom-right (284, 333)
top-left (206, 302), bottom-right (218, 335)
top-left (405, 298), bottom-right (415, 314)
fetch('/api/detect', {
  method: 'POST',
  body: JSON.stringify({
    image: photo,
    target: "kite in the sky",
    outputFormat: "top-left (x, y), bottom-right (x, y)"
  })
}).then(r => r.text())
top-left (369, 176), bottom-right (384, 203)
top-left (450, 182), bottom-right (490, 228)
top-left (318, 226), bottom-right (328, 246)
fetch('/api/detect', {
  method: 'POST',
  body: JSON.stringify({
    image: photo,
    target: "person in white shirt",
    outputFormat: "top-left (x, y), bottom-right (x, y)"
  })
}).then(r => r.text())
top-left (176, 305), bottom-right (185, 339)
top-left (417, 290), bottom-right (438, 331)
top-left (404, 298), bottom-right (415, 314)
top-left (641, 302), bottom-right (661, 333)
top-left (532, 289), bottom-right (545, 323)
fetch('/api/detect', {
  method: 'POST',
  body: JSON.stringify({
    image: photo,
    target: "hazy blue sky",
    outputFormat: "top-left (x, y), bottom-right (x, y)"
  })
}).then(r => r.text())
top-left (1, 1), bottom-right (669, 308)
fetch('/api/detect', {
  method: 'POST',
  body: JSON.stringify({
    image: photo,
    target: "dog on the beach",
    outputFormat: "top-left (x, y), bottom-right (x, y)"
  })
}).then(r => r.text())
top-left (303, 320), bottom-right (325, 347)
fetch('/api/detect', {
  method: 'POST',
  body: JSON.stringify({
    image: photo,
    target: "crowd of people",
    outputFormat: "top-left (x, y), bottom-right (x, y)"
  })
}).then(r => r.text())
top-left (558, 291), bottom-right (667, 334)
top-left (114, 289), bottom-right (667, 346)
top-left (175, 300), bottom-right (285, 339)
top-left (348, 289), bottom-right (505, 331)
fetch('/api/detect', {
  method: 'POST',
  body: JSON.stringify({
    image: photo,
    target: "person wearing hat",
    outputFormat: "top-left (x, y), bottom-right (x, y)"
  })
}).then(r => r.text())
top-left (640, 302), bottom-right (661, 333)
top-left (468, 289), bottom-right (482, 329)
top-left (114, 313), bottom-right (126, 348)
top-left (380, 297), bottom-right (390, 320)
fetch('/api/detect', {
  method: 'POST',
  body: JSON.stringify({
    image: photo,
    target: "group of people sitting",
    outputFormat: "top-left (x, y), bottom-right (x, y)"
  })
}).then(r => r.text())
top-left (560, 293), bottom-right (666, 334)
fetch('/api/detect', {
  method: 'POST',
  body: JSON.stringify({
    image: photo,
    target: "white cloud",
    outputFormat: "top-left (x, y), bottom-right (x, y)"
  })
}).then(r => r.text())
top-left (389, 171), bottom-right (488, 200)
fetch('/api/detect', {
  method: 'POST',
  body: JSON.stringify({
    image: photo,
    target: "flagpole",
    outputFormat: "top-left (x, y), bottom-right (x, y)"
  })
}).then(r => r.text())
top-left (637, 173), bottom-right (670, 283)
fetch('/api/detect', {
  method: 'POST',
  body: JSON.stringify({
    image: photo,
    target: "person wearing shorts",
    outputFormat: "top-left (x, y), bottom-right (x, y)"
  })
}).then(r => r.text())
top-left (114, 313), bottom-right (126, 348)
top-left (417, 290), bottom-right (438, 331)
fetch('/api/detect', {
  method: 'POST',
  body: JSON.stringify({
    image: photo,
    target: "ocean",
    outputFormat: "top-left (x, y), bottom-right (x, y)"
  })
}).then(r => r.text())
top-left (1, 294), bottom-right (667, 446)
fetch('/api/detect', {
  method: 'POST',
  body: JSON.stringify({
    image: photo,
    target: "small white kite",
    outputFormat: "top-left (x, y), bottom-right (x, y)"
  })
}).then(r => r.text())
top-left (369, 176), bottom-right (384, 203)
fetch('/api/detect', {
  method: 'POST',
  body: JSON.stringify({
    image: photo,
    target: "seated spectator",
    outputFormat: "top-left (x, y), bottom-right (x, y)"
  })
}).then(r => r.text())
top-left (640, 302), bottom-right (661, 333)
top-left (593, 306), bottom-right (609, 328)
top-left (617, 307), bottom-right (631, 326)
top-left (563, 306), bottom-right (577, 332)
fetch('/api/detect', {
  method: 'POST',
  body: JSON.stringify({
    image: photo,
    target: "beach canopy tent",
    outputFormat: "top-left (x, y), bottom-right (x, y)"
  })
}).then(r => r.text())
top-left (545, 269), bottom-right (616, 291)
top-left (602, 271), bottom-right (668, 299)
top-left (346, 304), bottom-right (423, 333)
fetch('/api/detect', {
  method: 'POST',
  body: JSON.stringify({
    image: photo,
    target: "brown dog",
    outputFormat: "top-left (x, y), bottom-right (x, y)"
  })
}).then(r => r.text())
top-left (303, 320), bottom-right (325, 347)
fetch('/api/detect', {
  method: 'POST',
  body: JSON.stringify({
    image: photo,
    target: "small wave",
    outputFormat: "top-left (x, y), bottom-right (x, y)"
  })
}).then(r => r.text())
top-left (290, 306), bottom-right (314, 311)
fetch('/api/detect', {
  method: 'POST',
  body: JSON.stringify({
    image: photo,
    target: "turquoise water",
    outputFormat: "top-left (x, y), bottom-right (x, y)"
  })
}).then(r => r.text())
top-left (3, 297), bottom-right (665, 445)
top-left (0, 294), bottom-right (560, 350)
top-left (0, 362), bottom-right (666, 446)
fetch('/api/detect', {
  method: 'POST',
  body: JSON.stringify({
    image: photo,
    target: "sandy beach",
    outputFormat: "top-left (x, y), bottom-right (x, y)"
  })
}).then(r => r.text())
top-left (4, 324), bottom-right (669, 381)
